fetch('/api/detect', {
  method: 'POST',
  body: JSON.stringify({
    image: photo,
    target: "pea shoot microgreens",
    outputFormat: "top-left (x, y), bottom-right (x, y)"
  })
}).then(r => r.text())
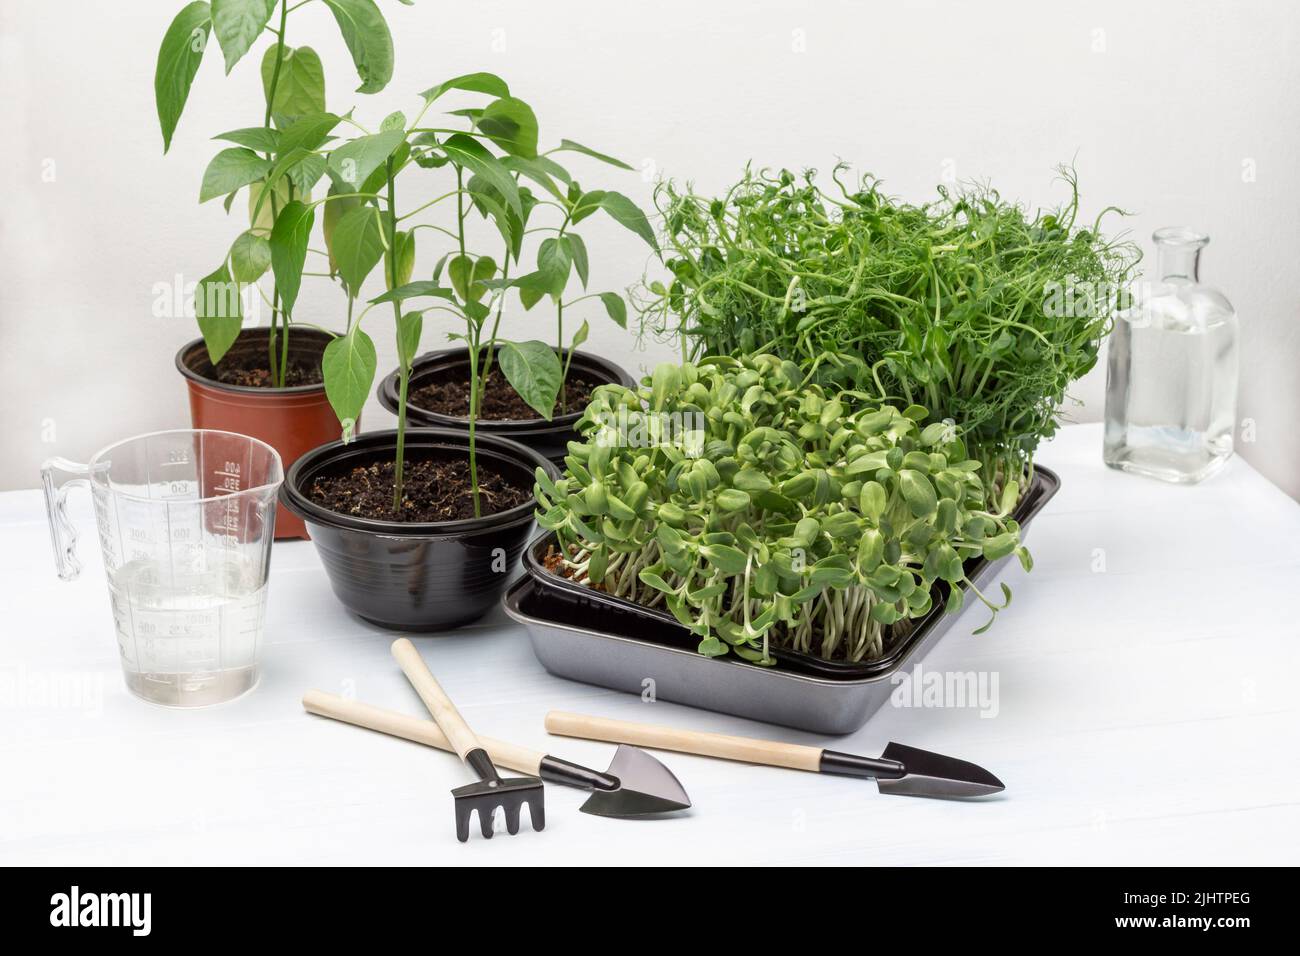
top-left (636, 165), bottom-right (1139, 508)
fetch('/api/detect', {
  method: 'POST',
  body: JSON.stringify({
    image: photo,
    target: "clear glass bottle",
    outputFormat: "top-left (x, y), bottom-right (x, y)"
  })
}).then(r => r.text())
top-left (1103, 227), bottom-right (1238, 482)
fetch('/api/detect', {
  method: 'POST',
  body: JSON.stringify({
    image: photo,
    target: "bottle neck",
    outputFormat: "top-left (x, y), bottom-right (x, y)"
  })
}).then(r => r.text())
top-left (1157, 246), bottom-right (1201, 281)
top-left (1153, 228), bottom-right (1208, 282)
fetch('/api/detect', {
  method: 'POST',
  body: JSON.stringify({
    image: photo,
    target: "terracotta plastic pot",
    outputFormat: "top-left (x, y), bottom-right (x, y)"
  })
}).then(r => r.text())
top-left (176, 328), bottom-right (345, 540)
top-left (280, 428), bottom-right (555, 631)
top-left (376, 347), bottom-right (636, 463)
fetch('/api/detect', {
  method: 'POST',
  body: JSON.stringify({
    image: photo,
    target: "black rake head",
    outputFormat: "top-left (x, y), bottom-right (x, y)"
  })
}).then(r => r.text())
top-left (451, 776), bottom-right (546, 842)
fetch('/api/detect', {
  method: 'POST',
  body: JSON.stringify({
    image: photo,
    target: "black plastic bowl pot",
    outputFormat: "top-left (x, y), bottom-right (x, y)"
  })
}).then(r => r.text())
top-left (281, 428), bottom-right (555, 631)
top-left (376, 347), bottom-right (637, 463)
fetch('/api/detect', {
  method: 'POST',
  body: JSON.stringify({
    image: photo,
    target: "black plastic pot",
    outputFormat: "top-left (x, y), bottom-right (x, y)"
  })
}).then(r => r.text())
top-left (518, 466), bottom-right (1061, 679)
top-left (376, 347), bottom-right (637, 463)
top-left (280, 428), bottom-right (555, 631)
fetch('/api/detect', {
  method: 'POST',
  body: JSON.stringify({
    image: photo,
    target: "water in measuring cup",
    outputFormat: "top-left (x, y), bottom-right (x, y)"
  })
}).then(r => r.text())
top-left (108, 555), bottom-right (267, 707)
top-left (1103, 283), bottom-right (1238, 483)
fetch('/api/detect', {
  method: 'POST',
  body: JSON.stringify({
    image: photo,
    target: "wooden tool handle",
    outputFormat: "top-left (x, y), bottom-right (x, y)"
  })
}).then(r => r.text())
top-left (392, 638), bottom-right (482, 762)
top-left (301, 690), bottom-right (545, 775)
top-left (545, 711), bottom-right (823, 772)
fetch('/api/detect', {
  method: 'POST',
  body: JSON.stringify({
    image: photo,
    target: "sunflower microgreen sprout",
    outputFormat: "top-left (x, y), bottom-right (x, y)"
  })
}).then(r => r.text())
top-left (535, 354), bottom-right (1031, 663)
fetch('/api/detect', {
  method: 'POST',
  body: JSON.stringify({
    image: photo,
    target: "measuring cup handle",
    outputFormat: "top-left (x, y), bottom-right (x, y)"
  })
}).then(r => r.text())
top-left (41, 456), bottom-right (89, 581)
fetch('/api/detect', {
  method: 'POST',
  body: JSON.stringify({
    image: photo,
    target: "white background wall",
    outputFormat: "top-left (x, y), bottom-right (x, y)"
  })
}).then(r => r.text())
top-left (3, 0), bottom-right (1297, 496)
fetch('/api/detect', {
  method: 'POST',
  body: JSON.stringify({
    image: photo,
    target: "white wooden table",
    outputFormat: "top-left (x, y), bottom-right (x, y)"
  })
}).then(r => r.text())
top-left (2, 424), bottom-right (1297, 866)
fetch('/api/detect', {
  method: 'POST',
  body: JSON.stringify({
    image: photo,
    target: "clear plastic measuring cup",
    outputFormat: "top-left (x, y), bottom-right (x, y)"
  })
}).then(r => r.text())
top-left (42, 430), bottom-right (283, 707)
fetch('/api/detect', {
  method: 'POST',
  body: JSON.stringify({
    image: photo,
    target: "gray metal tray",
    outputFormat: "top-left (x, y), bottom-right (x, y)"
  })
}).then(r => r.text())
top-left (503, 467), bottom-right (1058, 735)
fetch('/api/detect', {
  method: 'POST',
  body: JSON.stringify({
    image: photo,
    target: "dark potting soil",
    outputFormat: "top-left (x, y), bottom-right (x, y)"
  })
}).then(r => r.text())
top-left (306, 457), bottom-right (533, 522)
top-left (410, 367), bottom-right (600, 421)
top-left (211, 354), bottom-right (323, 388)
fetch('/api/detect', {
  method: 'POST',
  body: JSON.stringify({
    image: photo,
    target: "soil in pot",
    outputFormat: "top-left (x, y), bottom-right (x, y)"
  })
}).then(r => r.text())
top-left (409, 365), bottom-right (601, 421)
top-left (187, 339), bottom-right (324, 388)
top-left (305, 456), bottom-right (533, 522)
top-left (209, 356), bottom-right (322, 388)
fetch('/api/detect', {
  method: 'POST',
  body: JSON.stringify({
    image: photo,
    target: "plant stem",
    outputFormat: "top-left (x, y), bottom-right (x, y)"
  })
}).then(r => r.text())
top-left (260, 0), bottom-right (290, 381)
top-left (556, 299), bottom-right (566, 415)
top-left (268, 291), bottom-right (279, 371)
top-left (554, 213), bottom-right (573, 411)
top-left (455, 167), bottom-right (481, 518)
top-left (263, 2), bottom-right (289, 129)
top-left (466, 337), bottom-right (481, 519)
top-left (271, 179), bottom-right (297, 390)
top-left (560, 333), bottom-right (577, 384)
top-left (476, 244), bottom-right (512, 420)
top-left (278, 306), bottom-right (290, 387)
top-left (385, 158), bottom-right (407, 513)
top-left (395, 189), bottom-right (461, 222)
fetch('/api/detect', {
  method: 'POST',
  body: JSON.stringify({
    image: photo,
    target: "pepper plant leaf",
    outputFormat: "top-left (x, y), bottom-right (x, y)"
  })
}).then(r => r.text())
top-left (419, 71), bottom-right (509, 104)
top-left (322, 327), bottom-right (376, 436)
top-left (284, 152), bottom-right (326, 194)
top-left (447, 254), bottom-right (497, 304)
top-left (261, 45), bottom-right (326, 125)
top-left (229, 230), bottom-right (271, 282)
top-left (248, 176), bottom-right (290, 232)
top-left (386, 229), bottom-right (416, 289)
top-left (194, 262), bottom-right (243, 363)
top-left (396, 311), bottom-right (423, 367)
top-left (369, 281), bottom-right (454, 304)
top-left (214, 126), bottom-right (281, 152)
top-left (506, 271), bottom-right (553, 311)
top-left (322, 184), bottom-right (361, 275)
top-left (155, 1), bottom-right (212, 152)
top-left (569, 189), bottom-right (605, 225)
top-left (500, 156), bottom-right (567, 202)
top-left (497, 339), bottom-right (562, 421)
top-left (211, 0), bottom-right (274, 74)
top-left (438, 134), bottom-right (521, 217)
top-left (331, 204), bottom-right (385, 296)
top-left (566, 234), bottom-right (589, 288)
top-left (537, 237), bottom-right (571, 297)
top-left (554, 138), bottom-right (633, 170)
top-left (478, 96), bottom-right (539, 158)
top-left (276, 111), bottom-right (341, 155)
top-left (570, 318), bottom-right (590, 350)
top-left (598, 291), bottom-right (627, 328)
top-left (465, 175), bottom-right (527, 259)
top-left (268, 198), bottom-right (314, 313)
top-left (200, 147), bottom-right (274, 202)
top-left (596, 191), bottom-right (658, 250)
top-left (327, 129), bottom-right (405, 191)
top-left (321, 0), bottom-right (394, 94)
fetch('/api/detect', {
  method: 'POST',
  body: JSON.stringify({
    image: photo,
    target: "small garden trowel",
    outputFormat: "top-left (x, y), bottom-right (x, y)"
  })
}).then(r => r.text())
top-left (302, 691), bottom-right (691, 818)
top-left (546, 711), bottom-right (1005, 799)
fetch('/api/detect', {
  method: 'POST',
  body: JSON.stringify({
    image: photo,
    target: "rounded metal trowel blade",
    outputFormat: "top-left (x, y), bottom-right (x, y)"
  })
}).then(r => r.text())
top-left (578, 745), bottom-right (692, 817)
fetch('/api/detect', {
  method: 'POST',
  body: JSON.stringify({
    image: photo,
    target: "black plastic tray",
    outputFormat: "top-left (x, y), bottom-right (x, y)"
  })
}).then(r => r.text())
top-left (521, 466), bottom-right (1060, 680)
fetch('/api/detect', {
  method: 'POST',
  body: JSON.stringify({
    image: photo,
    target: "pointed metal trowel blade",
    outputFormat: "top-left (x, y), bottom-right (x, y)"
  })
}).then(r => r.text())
top-left (578, 745), bottom-right (692, 818)
top-left (875, 742), bottom-right (1005, 799)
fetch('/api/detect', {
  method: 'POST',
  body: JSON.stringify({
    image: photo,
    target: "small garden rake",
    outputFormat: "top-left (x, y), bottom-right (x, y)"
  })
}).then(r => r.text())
top-left (392, 639), bottom-right (544, 842)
